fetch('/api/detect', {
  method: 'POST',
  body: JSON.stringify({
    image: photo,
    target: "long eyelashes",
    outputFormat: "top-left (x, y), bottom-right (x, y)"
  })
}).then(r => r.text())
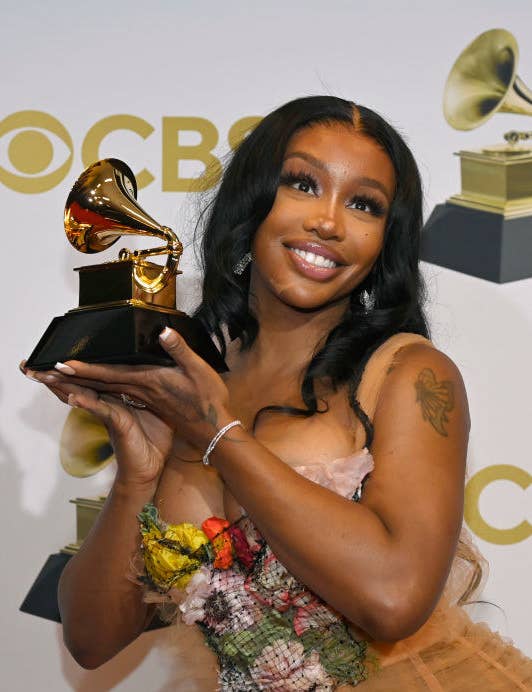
top-left (349, 194), bottom-right (386, 218)
top-left (279, 170), bottom-right (318, 194)
top-left (279, 169), bottom-right (387, 218)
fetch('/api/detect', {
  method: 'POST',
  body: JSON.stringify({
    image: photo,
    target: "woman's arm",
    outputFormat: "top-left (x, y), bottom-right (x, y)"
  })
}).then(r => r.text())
top-left (57, 476), bottom-right (158, 669)
top-left (57, 457), bottom-right (224, 669)
top-left (209, 343), bottom-right (469, 641)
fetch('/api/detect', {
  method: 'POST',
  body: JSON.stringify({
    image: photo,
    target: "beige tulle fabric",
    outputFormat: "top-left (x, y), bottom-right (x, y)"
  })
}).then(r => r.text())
top-left (346, 333), bottom-right (532, 690)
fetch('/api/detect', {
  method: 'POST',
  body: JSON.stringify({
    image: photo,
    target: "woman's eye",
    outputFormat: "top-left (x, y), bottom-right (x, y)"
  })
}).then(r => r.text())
top-left (349, 196), bottom-right (386, 217)
top-left (352, 199), bottom-right (370, 212)
top-left (279, 171), bottom-right (317, 195)
top-left (294, 180), bottom-right (312, 193)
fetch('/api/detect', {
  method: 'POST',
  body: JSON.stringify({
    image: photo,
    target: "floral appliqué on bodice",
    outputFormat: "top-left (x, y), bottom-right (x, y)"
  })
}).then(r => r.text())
top-left (136, 450), bottom-right (375, 691)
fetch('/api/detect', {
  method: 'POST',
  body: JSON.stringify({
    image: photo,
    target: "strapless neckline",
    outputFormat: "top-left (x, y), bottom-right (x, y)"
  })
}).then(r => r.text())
top-left (293, 447), bottom-right (374, 500)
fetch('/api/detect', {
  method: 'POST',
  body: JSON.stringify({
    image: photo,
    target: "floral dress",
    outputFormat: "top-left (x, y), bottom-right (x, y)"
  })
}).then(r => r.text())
top-left (136, 451), bottom-right (375, 691)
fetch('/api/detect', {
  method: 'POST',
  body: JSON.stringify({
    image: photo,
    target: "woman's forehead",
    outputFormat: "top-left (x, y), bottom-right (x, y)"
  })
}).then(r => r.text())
top-left (284, 122), bottom-right (396, 192)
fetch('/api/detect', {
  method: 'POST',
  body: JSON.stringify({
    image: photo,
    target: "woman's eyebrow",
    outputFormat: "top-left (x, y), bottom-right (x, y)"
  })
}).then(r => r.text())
top-left (284, 151), bottom-right (328, 171)
top-left (283, 151), bottom-right (391, 202)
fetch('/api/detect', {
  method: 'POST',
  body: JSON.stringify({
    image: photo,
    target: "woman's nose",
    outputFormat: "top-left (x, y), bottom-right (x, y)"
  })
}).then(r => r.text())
top-left (302, 208), bottom-right (344, 240)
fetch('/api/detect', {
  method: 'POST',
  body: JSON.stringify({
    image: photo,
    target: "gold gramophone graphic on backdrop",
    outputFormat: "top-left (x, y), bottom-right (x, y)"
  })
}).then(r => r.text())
top-left (422, 28), bottom-right (532, 283)
top-left (59, 407), bottom-right (113, 552)
top-left (26, 158), bottom-right (227, 371)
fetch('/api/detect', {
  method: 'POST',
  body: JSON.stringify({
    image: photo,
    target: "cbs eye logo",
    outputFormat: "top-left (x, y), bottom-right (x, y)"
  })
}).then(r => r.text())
top-left (0, 111), bottom-right (73, 193)
top-left (0, 110), bottom-right (261, 194)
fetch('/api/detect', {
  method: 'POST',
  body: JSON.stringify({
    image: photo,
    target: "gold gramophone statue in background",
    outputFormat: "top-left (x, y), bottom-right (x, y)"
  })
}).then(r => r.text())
top-left (26, 158), bottom-right (227, 371)
top-left (422, 28), bottom-right (532, 283)
top-left (57, 408), bottom-right (114, 553)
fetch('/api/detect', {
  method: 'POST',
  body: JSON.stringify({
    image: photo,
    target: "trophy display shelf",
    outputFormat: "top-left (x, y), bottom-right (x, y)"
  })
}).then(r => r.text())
top-left (422, 146), bottom-right (532, 283)
top-left (20, 496), bottom-right (104, 623)
top-left (26, 258), bottom-right (228, 372)
top-left (19, 495), bottom-right (167, 630)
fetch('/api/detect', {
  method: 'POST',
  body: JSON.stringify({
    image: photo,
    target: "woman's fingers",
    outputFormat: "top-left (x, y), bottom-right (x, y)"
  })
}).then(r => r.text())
top-left (55, 360), bottom-right (146, 384)
top-left (159, 327), bottom-right (208, 376)
top-left (68, 388), bottom-right (113, 422)
top-left (18, 364), bottom-right (123, 414)
top-left (28, 368), bottom-right (149, 407)
top-left (68, 389), bottom-right (139, 436)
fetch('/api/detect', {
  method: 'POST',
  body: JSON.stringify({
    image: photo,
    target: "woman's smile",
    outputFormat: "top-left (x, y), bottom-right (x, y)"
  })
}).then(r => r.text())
top-left (285, 244), bottom-right (343, 280)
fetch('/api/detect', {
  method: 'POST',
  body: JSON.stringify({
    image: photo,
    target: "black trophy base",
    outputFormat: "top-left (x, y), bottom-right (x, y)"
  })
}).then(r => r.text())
top-left (26, 304), bottom-right (228, 372)
top-left (421, 203), bottom-right (532, 283)
top-left (20, 552), bottom-right (167, 630)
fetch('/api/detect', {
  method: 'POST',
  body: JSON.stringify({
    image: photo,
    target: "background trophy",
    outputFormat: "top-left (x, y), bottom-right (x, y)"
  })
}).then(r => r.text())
top-left (422, 29), bottom-right (532, 283)
top-left (19, 406), bottom-right (166, 625)
top-left (26, 158), bottom-right (227, 371)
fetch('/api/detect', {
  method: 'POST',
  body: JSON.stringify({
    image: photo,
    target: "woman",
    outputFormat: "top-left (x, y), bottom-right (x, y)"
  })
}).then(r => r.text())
top-left (22, 97), bottom-right (531, 689)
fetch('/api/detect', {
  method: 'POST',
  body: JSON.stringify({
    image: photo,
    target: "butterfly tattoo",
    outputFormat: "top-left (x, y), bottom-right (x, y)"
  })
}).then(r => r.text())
top-left (414, 368), bottom-right (454, 436)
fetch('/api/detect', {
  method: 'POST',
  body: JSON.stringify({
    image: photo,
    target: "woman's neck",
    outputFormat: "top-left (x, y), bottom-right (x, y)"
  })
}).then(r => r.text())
top-left (238, 288), bottom-right (349, 380)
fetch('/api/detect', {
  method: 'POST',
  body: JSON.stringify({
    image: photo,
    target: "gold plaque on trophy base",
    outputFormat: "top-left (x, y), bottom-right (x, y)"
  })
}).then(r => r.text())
top-left (75, 259), bottom-right (177, 312)
top-left (448, 148), bottom-right (532, 218)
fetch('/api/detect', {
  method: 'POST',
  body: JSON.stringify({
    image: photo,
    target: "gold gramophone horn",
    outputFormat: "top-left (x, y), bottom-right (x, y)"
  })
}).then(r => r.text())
top-left (60, 408), bottom-right (115, 477)
top-left (444, 28), bottom-right (532, 131)
top-left (64, 158), bottom-right (183, 294)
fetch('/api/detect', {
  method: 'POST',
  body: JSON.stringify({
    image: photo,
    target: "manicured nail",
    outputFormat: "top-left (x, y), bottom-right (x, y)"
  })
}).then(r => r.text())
top-left (25, 369), bottom-right (41, 383)
top-left (20, 362), bottom-right (39, 382)
top-left (67, 393), bottom-right (79, 408)
top-left (44, 374), bottom-right (59, 383)
top-left (55, 362), bottom-right (76, 375)
top-left (159, 327), bottom-right (173, 342)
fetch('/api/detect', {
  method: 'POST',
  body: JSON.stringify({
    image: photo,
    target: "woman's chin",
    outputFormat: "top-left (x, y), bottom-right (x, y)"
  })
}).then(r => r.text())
top-left (276, 290), bottom-right (351, 314)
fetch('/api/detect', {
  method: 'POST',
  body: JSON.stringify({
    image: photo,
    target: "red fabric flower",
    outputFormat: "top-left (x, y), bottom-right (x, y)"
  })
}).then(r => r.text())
top-left (228, 525), bottom-right (255, 569)
top-left (201, 517), bottom-right (233, 569)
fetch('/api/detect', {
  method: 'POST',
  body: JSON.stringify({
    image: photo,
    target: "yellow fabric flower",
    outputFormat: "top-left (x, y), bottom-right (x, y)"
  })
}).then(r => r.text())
top-left (164, 523), bottom-right (209, 552)
top-left (143, 526), bottom-right (162, 542)
top-left (141, 523), bottom-right (209, 590)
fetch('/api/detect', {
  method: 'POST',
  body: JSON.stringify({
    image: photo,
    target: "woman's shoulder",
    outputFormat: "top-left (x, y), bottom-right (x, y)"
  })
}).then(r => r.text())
top-left (365, 332), bottom-right (461, 380)
top-left (356, 332), bottom-right (467, 428)
top-left (378, 333), bottom-right (463, 382)
top-left (371, 333), bottom-right (470, 439)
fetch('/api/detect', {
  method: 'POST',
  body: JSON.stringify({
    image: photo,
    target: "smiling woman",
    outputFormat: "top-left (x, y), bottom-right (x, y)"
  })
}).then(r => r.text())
top-left (22, 96), bottom-right (532, 690)
top-left (250, 125), bottom-right (393, 311)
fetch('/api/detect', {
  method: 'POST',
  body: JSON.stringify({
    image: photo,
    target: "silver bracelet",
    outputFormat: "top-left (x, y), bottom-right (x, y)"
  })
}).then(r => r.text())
top-left (202, 420), bottom-right (243, 466)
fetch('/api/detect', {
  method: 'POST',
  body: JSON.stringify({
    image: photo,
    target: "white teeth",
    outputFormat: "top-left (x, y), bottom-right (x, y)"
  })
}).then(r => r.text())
top-left (290, 247), bottom-right (338, 269)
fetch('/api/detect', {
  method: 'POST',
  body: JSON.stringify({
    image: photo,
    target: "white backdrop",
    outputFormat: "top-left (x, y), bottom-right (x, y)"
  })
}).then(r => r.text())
top-left (2, 1), bottom-right (531, 689)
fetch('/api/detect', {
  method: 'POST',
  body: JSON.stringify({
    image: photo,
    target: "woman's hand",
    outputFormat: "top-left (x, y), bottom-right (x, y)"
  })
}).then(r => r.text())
top-left (20, 328), bottom-right (234, 482)
top-left (20, 361), bottom-right (176, 487)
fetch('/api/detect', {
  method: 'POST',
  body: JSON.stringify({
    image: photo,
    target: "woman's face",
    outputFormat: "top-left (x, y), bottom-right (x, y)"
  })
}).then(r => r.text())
top-left (250, 122), bottom-right (396, 313)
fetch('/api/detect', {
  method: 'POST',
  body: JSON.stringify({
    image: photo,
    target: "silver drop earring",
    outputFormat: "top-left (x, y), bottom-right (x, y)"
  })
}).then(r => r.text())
top-left (233, 252), bottom-right (252, 276)
top-left (360, 289), bottom-right (375, 312)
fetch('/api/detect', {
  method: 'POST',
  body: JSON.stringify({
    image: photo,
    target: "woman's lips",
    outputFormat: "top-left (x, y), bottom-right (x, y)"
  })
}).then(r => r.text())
top-left (285, 240), bottom-right (344, 265)
top-left (285, 246), bottom-right (343, 281)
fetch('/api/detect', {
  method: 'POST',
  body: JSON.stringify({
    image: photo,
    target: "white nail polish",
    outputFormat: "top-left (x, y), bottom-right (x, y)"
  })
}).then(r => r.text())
top-left (159, 327), bottom-right (172, 341)
top-left (55, 362), bottom-right (76, 375)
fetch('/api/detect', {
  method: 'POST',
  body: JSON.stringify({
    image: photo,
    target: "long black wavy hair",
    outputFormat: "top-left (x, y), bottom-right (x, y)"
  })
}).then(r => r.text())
top-left (194, 96), bottom-right (429, 447)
